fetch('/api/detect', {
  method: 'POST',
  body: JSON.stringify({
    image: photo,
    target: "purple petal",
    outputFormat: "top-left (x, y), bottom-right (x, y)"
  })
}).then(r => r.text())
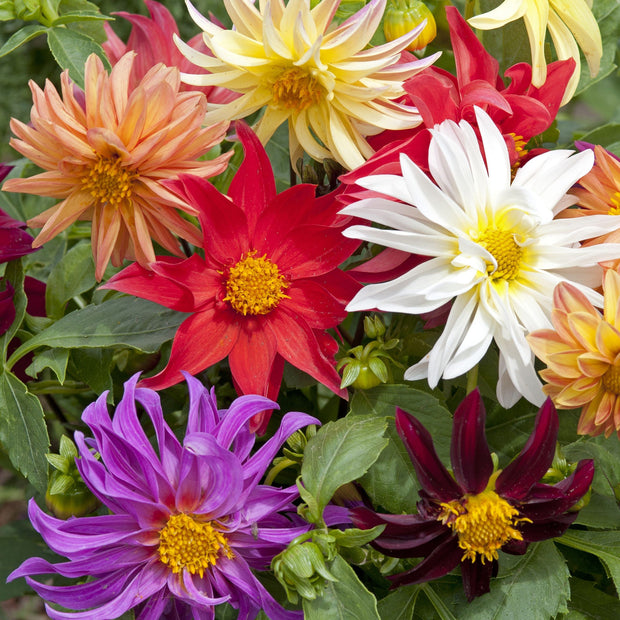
top-left (166, 571), bottom-right (229, 607)
top-left (451, 389), bottom-right (493, 493)
top-left (495, 399), bottom-right (559, 500)
top-left (240, 485), bottom-right (299, 524)
top-left (216, 394), bottom-right (279, 450)
top-left (184, 372), bottom-right (218, 435)
top-left (395, 408), bottom-right (463, 502)
top-left (461, 558), bottom-right (496, 601)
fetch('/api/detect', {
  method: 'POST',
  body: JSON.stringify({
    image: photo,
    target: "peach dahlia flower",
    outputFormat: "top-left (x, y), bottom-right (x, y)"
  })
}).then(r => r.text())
top-left (3, 53), bottom-right (231, 280)
top-left (528, 269), bottom-right (620, 438)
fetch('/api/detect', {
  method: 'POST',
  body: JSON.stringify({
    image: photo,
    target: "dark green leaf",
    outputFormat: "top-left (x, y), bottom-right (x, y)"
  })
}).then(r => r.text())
top-left (8, 296), bottom-right (188, 370)
top-left (51, 10), bottom-right (112, 24)
top-left (69, 348), bottom-right (113, 394)
top-left (26, 347), bottom-right (70, 383)
top-left (565, 577), bottom-right (620, 619)
top-left (303, 554), bottom-right (380, 620)
top-left (378, 584), bottom-right (421, 620)
top-left (301, 415), bottom-right (388, 522)
top-left (0, 371), bottom-right (49, 494)
top-left (0, 24), bottom-right (48, 57)
top-left (46, 26), bottom-right (111, 87)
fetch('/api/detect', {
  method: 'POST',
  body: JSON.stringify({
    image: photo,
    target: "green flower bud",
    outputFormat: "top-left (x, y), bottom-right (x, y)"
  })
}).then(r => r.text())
top-left (384, 0), bottom-right (437, 52)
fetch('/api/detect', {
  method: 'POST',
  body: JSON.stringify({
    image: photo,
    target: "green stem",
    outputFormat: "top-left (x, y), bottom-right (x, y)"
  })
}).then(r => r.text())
top-left (264, 458), bottom-right (297, 486)
top-left (465, 364), bottom-right (479, 394)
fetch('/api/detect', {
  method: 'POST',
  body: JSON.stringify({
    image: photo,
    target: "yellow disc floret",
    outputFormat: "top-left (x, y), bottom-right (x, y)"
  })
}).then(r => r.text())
top-left (602, 364), bottom-right (620, 395)
top-left (158, 513), bottom-right (233, 578)
top-left (271, 67), bottom-right (325, 111)
top-left (608, 191), bottom-right (620, 215)
top-left (82, 156), bottom-right (135, 206)
top-left (477, 228), bottom-right (523, 280)
top-left (439, 489), bottom-right (526, 563)
top-left (224, 250), bottom-right (289, 316)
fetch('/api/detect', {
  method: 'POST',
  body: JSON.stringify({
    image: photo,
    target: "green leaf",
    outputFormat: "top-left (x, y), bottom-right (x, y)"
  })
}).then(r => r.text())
top-left (51, 10), bottom-right (112, 25)
top-left (350, 385), bottom-right (452, 513)
top-left (0, 24), bottom-right (48, 57)
top-left (69, 347), bottom-right (113, 394)
top-left (45, 241), bottom-right (95, 319)
top-left (558, 531), bottom-right (620, 596)
top-left (26, 347), bottom-right (70, 383)
top-left (574, 492), bottom-right (620, 530)
top-left (566, 577), bottom-right (620, 619)
top-left (303, 554), bottom-right (380, 620)
top-left (378, 584), bottom-right (421, 620)
top-left (457, 542), bottom-right (570, 620)
top-left (0, 260), bottom-right (26, 360)
top-left (7, 296), bottom-right (188, 370)
top-left (565, 435), bottom-right (620, 498)
top-left (578, 123), bottom-right (620, 153)
top-left (301, 415), bottom-right (388, 522)
top-left (0, 371), bottom-right (49, 494)
top-left (46, 26), bottom-right (111, 87)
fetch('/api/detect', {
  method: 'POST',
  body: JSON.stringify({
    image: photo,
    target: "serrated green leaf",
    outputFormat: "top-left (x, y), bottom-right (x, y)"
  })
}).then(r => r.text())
top-left (301, 415), bottom-right (388, 522)
top-left (7, 296), bottom-right (188, 370)
top-left (45, 241), bottom-right (95, 319)
top-left (574, 492), bottom-right (620, 530)
top-left (566, 577), bottom-right (620, 619)
top-left (0, 23), bottom-right (48, 56)
top-left (378, 584), bottom-right (421, 620)
top-left (46, 26), bottom-right (110, 87)
top-left (26, 347), bottom-right (70, 383)
top-left (457, 542), bottom-right (570, 620)
top-left (332, 525), bottom-right (385, 548)
top-left (558, 531), bottom-right (620, 596)
top-left (350, 385), bottom-right (452, 513)
top-left (303, 554), bottom-right (380, 620)
top-left (0, 371), bottom-right (49, 493)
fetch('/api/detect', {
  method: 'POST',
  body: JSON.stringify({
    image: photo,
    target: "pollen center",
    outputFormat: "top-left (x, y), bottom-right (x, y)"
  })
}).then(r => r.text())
top-left (608, 191), bottom-right (620, 215)
top-left (158, 513), bottom-right (233, 578)
top-left (602, 364), bottom-right (620, 394)
top-left (224, 250), bottom-right (289, 316)
top-left (272, 67), bottom-right (324, 111)
top-left (438, 489), bottom-right (525, 563)
top-left (477, 227), bottom-right (523, 280)
top-left (82, 156), bottom-right (134, 205)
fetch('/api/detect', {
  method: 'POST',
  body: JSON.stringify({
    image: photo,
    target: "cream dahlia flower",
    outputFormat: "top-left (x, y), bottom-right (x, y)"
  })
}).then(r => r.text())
top-left (4, 53), bottom-right (230, 281)
top-left (468, 0), bottom-right (602, 105)
top-left (175, 0), bottom-right (439, 170)
top-left (341, 107), bottom-right (620, 408)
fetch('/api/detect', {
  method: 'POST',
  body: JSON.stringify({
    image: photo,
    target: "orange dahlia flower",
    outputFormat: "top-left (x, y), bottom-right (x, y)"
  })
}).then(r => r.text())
top-left (3, 53), bottom-right (231, 280)
top-left (527, 269), bottom-right (620, 438)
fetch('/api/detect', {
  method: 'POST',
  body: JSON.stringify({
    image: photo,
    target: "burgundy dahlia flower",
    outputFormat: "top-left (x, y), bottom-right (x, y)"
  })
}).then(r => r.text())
top-left (0, 206), bottom-right (36, 263)
top-left (351, 389), bottom-right (594, 601)
top-left (9, 373), bottom-right (318, 619)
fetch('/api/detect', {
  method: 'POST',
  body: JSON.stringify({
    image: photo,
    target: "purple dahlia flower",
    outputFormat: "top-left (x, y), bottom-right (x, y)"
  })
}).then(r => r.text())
top-left (351, 389), bottom-right (594, 601)
top-left (9, 373), bottom-right (318, 619)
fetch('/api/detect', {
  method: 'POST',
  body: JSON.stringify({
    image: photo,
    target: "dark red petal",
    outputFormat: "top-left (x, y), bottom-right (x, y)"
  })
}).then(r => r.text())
top-left (451, 389), bottom-right (493, 494)
top-left (388, 536), bottom-right (462, 588)
top-left (461, 558), bottom-right (496, 602)
top-left (139, 309), bottom-right (238, 390)
top-left (0, 282), bottom-right (15, 336)
top-left (495, 398), bottom-right (558, 500)
top-left (502, 538), bottom-right (528, 555)
top-left (102, 258), bottom-right (195, 312)
top-left (228, 121), bottom-right (276, 236)
top-left (519, 513), bottom-right (577, 542)
top-left (395, 408), bottom-right (463, 502)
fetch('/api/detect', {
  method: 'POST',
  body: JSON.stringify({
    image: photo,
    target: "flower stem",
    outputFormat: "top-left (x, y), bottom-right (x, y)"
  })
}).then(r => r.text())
top-left (264, 458), bottom-right (297, 485)
top-left (466, 364), bottom-right (478, 394)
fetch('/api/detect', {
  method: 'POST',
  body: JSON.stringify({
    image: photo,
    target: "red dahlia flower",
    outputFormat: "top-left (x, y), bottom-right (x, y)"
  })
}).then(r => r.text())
top-left (351, 389), bottom-right (594, 601)
top-left (105, 123), bottom-right (360, 432)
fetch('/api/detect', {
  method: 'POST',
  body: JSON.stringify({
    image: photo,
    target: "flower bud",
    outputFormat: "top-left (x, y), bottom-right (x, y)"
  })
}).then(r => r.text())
top-left (384, 0), bottom-right (437, 52)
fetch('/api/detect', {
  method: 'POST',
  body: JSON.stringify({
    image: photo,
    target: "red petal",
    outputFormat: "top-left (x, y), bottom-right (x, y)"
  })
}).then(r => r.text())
top-left (495, 398), bottom-right (559, 500)
top-left (405, 70), bottom-right (460, 127)
top-left (285, 279), bottom-right (347, 329)
top-left (395, 408), bottom-right (463, 502)
top-left (451, 389), bottom-right (493, 494)
top-left (139, 309), bottom-right (238, 390)
top-left (228, 121), bottom-right (276, 236)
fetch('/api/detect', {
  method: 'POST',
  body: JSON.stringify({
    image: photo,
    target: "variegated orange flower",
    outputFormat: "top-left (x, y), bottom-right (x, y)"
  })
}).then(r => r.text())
top-left (527, 269), bottom-right (620, 438)
top-left (3, 53), bottom-right (231, 280)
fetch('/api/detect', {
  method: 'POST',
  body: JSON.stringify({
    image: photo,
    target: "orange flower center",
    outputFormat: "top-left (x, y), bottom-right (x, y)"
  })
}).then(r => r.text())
top-left (438, 489), bottom-right (526, 563)
top-left (158, 513), bottom-right (233, 578)
top-left (477, 228), bottom-right (523, 280)
top-left (608, 191), bottom-right (620, 216)
top-left (272, 67), bottom-right (324, 111)
top-left (82, 156), bottom-right (135, 205)
top-left (224, 250), bottom-right (289, 316)
top-left (602, 364), bottom-right (620, 394)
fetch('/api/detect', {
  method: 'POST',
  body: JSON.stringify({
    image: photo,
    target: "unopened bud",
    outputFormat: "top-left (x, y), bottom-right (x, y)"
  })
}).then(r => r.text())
top-left (384, 0), bottom-right (437, 52)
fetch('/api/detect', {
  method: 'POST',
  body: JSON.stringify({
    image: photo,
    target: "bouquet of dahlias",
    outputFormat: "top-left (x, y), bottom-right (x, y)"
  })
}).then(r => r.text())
top-left (0, 0), bottom-right (619, 618)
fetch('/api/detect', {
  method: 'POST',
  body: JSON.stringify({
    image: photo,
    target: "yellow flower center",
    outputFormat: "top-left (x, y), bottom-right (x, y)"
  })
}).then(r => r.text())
top-left (224, 250), bottom-right (289, 316)
top-left (608, 191), bottom-right (620, 215)
top-left (272, 67), bottom-right (324, 111)
top-left (508, 133), bottom-right (528, 158)
top-left (602, 363), bottom-right (620, 394)
top-left (82, 156), bottom-right (134, 205)
top-left (158, 513), bottom-right (233, 578)
top-left (477, 227), bottom-right (523, 280)
top-left (438, 489), bottom-right (526, 563)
